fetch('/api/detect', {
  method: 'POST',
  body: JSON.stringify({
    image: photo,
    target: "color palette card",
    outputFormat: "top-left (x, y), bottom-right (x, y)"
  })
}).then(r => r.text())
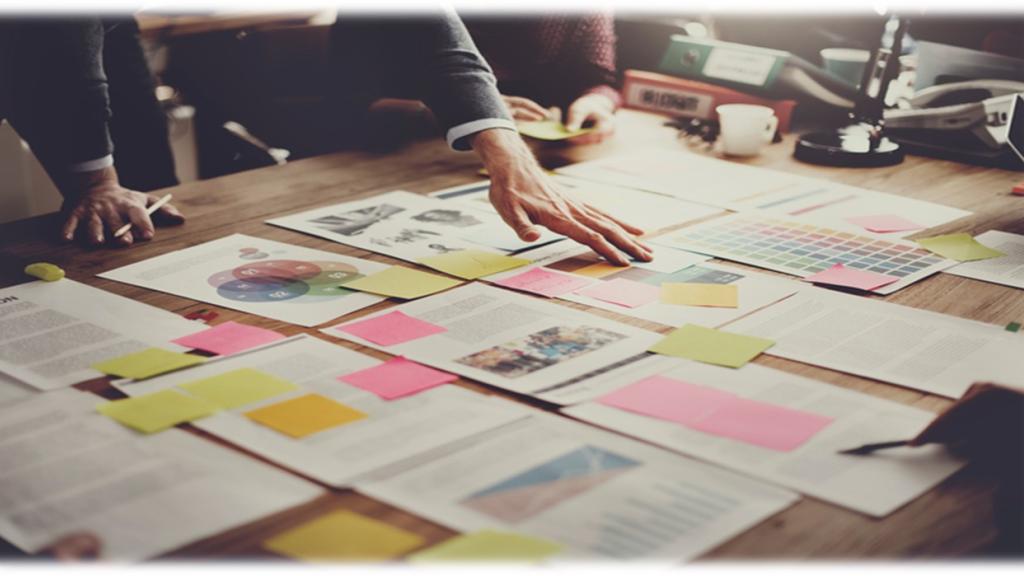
top-left (655, 213), bottom-right (951, 294)
top-left (264, 510), bottom-right (425, 561)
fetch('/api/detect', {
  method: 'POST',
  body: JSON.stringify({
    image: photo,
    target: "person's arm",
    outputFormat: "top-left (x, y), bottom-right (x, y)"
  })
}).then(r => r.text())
top-left (5, 18), bottom-right (182, 246)
top-left (403, 11), bottom-right (651, 264)
top-left (561, 14), bottom-right (623, 138)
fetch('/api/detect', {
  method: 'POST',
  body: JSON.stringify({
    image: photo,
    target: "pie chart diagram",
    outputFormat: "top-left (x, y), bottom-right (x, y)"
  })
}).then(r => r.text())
top-left (208, 259), bottom-right (364, 303)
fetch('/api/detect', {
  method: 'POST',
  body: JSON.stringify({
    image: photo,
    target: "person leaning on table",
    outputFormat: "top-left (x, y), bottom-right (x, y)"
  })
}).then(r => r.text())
top-left (327, 10), bottom-right (650, 266)
top-left (0, 18), bottom-right (184, 247)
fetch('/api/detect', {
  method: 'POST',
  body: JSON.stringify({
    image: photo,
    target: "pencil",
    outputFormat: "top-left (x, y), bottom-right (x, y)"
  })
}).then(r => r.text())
top-left (837, 439), bottom-right (910, 456)
top-left (113, 193), bottom-right (172, 239)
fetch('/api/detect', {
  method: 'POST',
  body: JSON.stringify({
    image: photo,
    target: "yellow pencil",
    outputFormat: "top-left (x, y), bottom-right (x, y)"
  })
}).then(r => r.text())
top-left (113, 193), bottom-right (172, 238)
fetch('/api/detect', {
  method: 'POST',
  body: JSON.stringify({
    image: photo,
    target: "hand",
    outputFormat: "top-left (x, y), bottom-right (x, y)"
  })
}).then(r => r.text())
top-left (471, 128), bottom-right (651, 266)
top-left (501, 95), bottom-right (552, 122)
top-left (564, 93), bottom-right (617, 144)
top-left (59, 167), bottom-right (184, 247)
top-left (41, 532), bottom-right (102, 560)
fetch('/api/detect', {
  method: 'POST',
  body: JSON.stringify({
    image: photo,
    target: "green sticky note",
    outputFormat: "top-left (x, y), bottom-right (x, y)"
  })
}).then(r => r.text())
top-left (417, 250), bottom-right (531, 280)
top-left (179, 368), bottom-right (298, 410)
top-left (342, 266), bottom-right (463, 299)
top-left (1006, 321), bottom-right (1021, 333)
top-left (409, 531), bottom-right (562, 563)
top-left (97, 389), bottom-right (216, 433)
top-left (649, 324), bottom-right (774, 368)
top-left (916, 233), bottom-right (1005, 262)
top-left (92, 348), bottom-right (206, 380)
top-left (264, 510), bottom-right (425, 561)
top-left (517, 120), bottom-right (593, 141)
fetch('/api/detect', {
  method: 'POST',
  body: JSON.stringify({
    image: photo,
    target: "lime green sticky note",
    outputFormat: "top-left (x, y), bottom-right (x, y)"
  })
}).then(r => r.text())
top-left (409, 531), bottom-right (562, 563)
top-left (649, 324), bottom-right (774, 368)
top-left (517, 120), bottom-right (593, 141)
top-left (179, 368), bottom-right (298, 410)
top-left (92, 348), bottom-right (206, 380)
top-left (917, 233), bottom-right (1005, 262)
top-left (417, 250), bottom-right (531, 280)
top-left (263, 510), bottom-right (425, 561)
top-left (342, 266), bottom-right (463, 299)
top-left (97, 389), bottom-right (216, 433)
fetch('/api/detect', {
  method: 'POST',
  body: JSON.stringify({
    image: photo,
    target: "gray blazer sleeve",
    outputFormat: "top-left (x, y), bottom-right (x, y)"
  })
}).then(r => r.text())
top-left (330, 10), bottom-right (513, 151)
top-left (3, 19), bottom-right (114, 176)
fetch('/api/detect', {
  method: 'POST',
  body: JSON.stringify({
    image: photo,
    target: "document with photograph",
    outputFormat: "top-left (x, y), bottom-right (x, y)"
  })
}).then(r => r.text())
top-left (323, 284), bottom-right (662, 398)
top-left (560, 355), bottom-right (966, 517)
top-left (725, 289), bottom-right (1024, 398)
top-left (0, 389), bottom-right (322, 560)
top-left (118, 335), bottom-right (528, 486)
top-left (0, 280), bottom-right (200, 390)
top-left (431, 175), bottom-right (725, 234)
top-left (98, 234), bottom-right (388, 327)
top-left (356, 412), bottom-right (798, 560)
top-left (267, 190), bottom-right (561, 262)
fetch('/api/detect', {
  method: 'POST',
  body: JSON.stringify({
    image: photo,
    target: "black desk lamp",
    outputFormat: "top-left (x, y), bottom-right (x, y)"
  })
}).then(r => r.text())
top-left (794, 17), bottom-right (909, 167)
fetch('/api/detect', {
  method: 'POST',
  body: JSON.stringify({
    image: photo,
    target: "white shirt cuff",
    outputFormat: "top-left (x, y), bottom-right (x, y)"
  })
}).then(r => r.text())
top-left (67, 155), bottom-right (114, 173)
top-left (446, 119), bottom-right (517, 151)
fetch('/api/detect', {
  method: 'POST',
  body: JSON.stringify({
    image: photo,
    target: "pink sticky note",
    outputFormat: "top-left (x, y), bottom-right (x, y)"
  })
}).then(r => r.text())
top-left (493, 267), bottom-right (594, 298)
top-left (575, 278), bottom-right (660, 308)
top-left (599, 375), bottom-right (735, 426)
top-left (804, 263), bottom-right (898, 291)
top-left (171, 321), bottom-right (286, 356)
top-left (338, 357), bottom-right (457, 400)
top-left (690, 398), bottom-right (833, 452)
top-left (846, 214), bottom-right (925, 234)
top-left (334, 311), bottom-right (446, 347)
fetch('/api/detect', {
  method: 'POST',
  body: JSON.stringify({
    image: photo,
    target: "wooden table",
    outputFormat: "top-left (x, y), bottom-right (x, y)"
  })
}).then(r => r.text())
top-left (2, 109), bottom-right (1022, 560)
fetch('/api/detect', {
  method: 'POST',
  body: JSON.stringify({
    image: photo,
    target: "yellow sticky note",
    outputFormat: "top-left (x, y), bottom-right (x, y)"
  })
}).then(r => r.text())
top-left (179, 368), bottom-right (298, 410)
top-left (917, 233), bottom-right (1005, 262)
top-left (573, 262), bottom-right (627, 279)
top-left (92, 348), bottom-right (206, 380)
top-left (417, 250), bottom-right (530, 280)
top-left (660, 283), bottom-right (739, 308)
top-left (649, 324), bottom-right (774, 368)
top-left (342, 266), bottom-right (463, 299)
top-left (409, 531), bottom-right (562, 563)
top-left (97, 389), bottom-right (216, 433)
top-left (264, 510), bottom-right (425, 561)
top-left (245, 394), bottom-right (366, 438)
top-left (517, 120), bottom-right (593, 141)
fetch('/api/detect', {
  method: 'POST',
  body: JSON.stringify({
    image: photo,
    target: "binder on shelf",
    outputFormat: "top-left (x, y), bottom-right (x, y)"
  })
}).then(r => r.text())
top-left (621, 69), bottom-right (797, 133)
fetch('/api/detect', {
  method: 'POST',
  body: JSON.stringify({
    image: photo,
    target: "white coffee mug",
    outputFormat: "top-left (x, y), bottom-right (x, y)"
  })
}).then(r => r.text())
top-left (716, 104), bottom-right (778, 157)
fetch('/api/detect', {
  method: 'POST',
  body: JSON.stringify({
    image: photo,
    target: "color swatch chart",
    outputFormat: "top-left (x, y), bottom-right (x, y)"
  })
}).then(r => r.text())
top-left (655, 214), bottom-right (952, 294)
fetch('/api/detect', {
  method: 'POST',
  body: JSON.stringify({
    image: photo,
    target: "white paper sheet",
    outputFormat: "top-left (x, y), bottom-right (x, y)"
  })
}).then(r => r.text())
top-left (98, 234), bottom-right (387, 327)
top-left (556, 149), bottom-right (970, 237)
top-left (267, 190), bottom-right (561, 262)
top-left (117, 335), bottom-right (529, 486)
top-left (943, 230), bottom-right (1024, 289)
top-left (725, 289), bottom-right (1024, 398)
top-left (355, 412), bottom-right (798, 560)
top-left (0, 389), bottom-right (322, 560)
top-left (323, 284), bottom-right (662, 399)
top-left (561, 356), bottom-right (966, 517)
top-left (0, 280), bottom-right (201, 390)
top-left (491, 247), bottom-right (803, 329)
top-left (431, 176), bottom-right (726, 234)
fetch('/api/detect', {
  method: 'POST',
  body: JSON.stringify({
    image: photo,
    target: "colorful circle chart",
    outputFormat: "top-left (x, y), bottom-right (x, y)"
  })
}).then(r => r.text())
top-left (208, 260), bottom-right (364, 303)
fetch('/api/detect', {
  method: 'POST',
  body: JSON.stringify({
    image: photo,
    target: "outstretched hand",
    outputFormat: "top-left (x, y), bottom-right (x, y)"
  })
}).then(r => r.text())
top-left (471, 128), bottom-right (650, 266)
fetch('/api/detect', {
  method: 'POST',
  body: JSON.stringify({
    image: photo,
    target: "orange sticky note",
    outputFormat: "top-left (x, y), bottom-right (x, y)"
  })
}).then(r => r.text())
top-left (573, 262), bottom-right (626, 279)
top-left (245, 394), bottom-right (366, 438)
